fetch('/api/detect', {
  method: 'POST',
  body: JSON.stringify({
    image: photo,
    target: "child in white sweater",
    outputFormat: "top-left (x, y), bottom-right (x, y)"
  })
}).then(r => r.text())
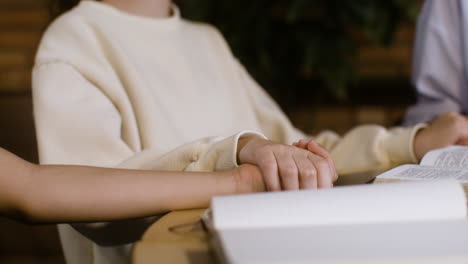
top-left (33, 0), bottom-right (468, 263)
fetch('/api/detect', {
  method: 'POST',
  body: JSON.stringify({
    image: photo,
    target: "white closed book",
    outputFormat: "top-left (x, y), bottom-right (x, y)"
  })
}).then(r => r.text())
top-left (205, 180), bottom-right (468, 264)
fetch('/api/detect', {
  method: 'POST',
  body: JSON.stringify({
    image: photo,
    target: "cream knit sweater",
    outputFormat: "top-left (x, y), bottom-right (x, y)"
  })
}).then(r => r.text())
top-left (33, 1), bottom-right (422, 264)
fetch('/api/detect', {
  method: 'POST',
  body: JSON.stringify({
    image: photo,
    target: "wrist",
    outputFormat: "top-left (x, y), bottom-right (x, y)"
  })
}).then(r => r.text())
top-left (413, 125), bottom-right (429, 162)
top-left (237, 135), bottom-right (263, 164)
top-left (232, 165), bottom-right (265, 194)
top-left (217, 168), bottom-right (246, 195)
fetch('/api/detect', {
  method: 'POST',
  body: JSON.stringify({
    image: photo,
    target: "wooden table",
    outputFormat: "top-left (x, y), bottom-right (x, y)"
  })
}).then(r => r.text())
top-left (132, 209), bottom-right (214, 264)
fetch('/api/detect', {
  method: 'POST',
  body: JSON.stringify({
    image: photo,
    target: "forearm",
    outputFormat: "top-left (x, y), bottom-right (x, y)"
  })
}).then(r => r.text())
top-left (20, 165), bottom-right (238, 223)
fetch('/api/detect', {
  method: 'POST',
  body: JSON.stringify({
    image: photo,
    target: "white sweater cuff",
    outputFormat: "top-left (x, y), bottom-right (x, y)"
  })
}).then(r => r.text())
top-left (386, 123), bottom-right (427, 164)
top-left (215, 130), bottom-right (267, 170)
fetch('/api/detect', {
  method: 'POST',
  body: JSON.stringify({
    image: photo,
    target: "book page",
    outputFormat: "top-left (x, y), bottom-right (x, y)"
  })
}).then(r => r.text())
top-left (376, 164), bottom-right (468, 183)
top-left (421, 146), bottom-right (468, 169)
top-left (210, 179), bottom-right (466, 230)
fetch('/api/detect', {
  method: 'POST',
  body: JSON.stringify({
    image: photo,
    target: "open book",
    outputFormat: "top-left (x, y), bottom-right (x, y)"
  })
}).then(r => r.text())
top-left (375, 146), bottom-right (468, 199)
top-left (205, 179), bottom-right (468, 264)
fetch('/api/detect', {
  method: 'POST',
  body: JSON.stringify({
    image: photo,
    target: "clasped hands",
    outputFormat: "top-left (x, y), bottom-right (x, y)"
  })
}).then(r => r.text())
top-left (235, 112), bottom-right (468, 193)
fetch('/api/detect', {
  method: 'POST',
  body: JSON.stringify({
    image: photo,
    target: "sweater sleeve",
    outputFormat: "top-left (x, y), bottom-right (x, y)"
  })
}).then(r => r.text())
top-left (33, 61), bottom-right (267, 245)
top-left (117, 131), bottom-right (267, 171)
top-left (33, 62), bottom-right (136, 167)
top-left (233, 59), bottom-right (426, 175)
top-left (33, 62), bottom-right (151, 246)
top-left (34, 60), bottom-right (268, 168)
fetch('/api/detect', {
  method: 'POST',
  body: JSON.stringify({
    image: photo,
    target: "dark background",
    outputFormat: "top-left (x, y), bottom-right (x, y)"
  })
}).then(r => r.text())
top-left (0, 0), bottom-right (420, 263)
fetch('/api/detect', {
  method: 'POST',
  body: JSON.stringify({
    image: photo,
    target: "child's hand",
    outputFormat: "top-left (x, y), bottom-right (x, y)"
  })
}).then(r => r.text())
top-left (233, 164), bottom-right (266, 194)
top-left (292, 139), bottom-right (338, 184)
top-left (414, 112), bottom-right (468, 161)
top-left (237, 136), bottom-right (336, 191)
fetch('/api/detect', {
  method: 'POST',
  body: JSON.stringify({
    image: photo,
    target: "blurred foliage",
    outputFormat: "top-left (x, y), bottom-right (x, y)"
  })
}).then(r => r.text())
top-left (177, 0), bottom-right (419, 107)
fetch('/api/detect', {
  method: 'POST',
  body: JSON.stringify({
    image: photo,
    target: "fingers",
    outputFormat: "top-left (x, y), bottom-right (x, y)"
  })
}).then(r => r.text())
top-left (277, 154), bottom-right (299, 190)
top-left (294, 139), bottom-right (330, 160)
top-left (276, 151), bottom-right (333, 191)
top-left (306, 140), bottom-right (329, 158)
top-left (308, 154), bottom-right (333, 188)
top-left (306, 141), bottom-right (338, 182)
top-left (292, 139), bottom-right (309, 149)
top-left (294, 139), bottom-right (338, 183)
top-left (292, 155), bottom-right (317, 189)
top-left (244, 138), bottom-right (336, 191)
top-left (258, 153), bottom-right (281, 192)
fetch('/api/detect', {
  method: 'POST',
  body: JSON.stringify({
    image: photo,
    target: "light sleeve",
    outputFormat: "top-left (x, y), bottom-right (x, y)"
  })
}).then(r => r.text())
top-left (33, 62), bottom-right (135, 167)
top-left (326, 124), bottom-right (426, 175)
top-left (234, 58), bottom-right (426, 176)
top-left (33, 61), bottom-right (267, 245)
top-left (404, 0), bottom-right (466, 125)
top-left (33, 62), bottom-right (153, 246)
top-left (116, 131), bottom-right (267, 171)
